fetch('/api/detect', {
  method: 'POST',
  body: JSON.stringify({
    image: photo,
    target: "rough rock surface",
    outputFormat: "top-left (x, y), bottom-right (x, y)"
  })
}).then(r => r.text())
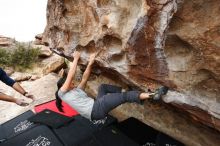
top-left (40, 54), bottom-right (65, 75)
top-left (34, 33), bottom-right (44, 45)
top-left (10, 72), bottom-right (32, 82)
top-left (0, 73), bottom-right (59, 124)
top-left (32, 44), bottom-right (52, 57)
top-left (25, 53), bottom-right (65, 77)
top-left (163, 0), bottom-right (220, 131)
top-left (0, 35), bottom-right (15, 47)
top-left (33, 34), bottom-right (52, 57)
top-left (0, 36), bottom-right (18, 52)
top-left (42, 0), bottom-right (220, 145)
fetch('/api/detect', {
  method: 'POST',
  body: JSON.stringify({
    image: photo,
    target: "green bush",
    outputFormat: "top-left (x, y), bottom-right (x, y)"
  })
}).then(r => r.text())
top-left (0, 48), bottom-right (11, 67)
top-left (0, 44), bottom-right (40, 70)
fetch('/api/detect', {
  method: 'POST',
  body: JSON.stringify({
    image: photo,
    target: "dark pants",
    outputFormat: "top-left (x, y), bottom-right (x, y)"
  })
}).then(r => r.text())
top-left (91, 84), bottom-right (141, 120)
top-left (0, 68), bottom-right (15, 87)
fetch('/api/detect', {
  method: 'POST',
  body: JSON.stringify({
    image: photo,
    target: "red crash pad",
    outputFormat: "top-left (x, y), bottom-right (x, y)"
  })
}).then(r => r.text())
top-left (34, 100), bottom-right (78, 117)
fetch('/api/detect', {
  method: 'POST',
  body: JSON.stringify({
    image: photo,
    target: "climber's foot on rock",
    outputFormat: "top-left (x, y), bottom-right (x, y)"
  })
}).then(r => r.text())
top-left (152, 86), bottom-right (169, 101)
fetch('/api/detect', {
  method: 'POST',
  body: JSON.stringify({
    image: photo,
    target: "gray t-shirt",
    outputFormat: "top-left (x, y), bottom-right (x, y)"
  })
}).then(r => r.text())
top-left (58, 88), bottom-right (94, 120)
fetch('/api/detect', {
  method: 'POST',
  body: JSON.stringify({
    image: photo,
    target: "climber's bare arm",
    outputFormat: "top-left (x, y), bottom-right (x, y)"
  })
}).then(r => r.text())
top-left (12, 83), bottom-right (34, 99)
top-left (0, 93), bottom-right (28, 106)
top-left (78, 53), bottom-right (96, 90)
top-left (0, 93), bottom-right (16, 103)
top-left (60, 51), bottom-right (81, 92)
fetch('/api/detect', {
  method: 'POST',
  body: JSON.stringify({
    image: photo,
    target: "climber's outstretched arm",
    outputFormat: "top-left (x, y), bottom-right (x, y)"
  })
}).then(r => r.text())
top-left (77, 53), bottom-right (96, 90)
top-left (60, 51), bottom-right (81, 92)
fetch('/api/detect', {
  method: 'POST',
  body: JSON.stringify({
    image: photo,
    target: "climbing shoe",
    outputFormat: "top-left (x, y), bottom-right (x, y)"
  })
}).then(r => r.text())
top-left (152, 86), bottom-right (169, 101)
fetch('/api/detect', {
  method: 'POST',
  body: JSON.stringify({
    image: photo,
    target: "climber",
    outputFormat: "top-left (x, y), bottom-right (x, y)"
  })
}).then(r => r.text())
top-left (55, 51), bottom-right (168, 120)
top-left (0, 68), bottom-right (34, 106)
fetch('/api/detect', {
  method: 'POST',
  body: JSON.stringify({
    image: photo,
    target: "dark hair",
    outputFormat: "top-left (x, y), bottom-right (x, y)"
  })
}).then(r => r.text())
top-left (55, 77), bottom-right (66, 112)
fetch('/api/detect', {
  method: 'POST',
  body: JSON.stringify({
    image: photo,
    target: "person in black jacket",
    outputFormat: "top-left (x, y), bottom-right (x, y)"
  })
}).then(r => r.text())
top-left (0, 68), bottom-right (34, 106)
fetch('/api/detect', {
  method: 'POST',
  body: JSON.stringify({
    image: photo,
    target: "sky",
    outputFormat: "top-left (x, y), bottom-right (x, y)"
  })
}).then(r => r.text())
top-left (0, 0), bottom-right (47, 42)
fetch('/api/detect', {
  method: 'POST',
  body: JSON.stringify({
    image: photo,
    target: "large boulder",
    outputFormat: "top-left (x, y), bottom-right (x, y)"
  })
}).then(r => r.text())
top-left (28, 53), bottom-right (65, 76)
top-left (0, 35), bottom-right (15, 47)
top-left (163, 0), bottom-right (220, 131)
top-left (41, 54), bottom-right (65, 75)
top-left (32, 44), bottom-right (52, 57)
top-left (10, 72), bottom-right (32, 82)
top-left (33, 33), bottom-right (44, 45)
top-left (42, 0), bottom-right (220, 145)
top-left (43, 0), bottom-right (178, 86)
top-left (0, 36), bottom-right (18, 52)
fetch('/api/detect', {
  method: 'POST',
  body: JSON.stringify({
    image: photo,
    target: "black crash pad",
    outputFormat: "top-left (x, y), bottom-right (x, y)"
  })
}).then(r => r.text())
top-left (0, 125), bottom-right (63, 146)
top-left (91, 114), bottom-right (118, 129)
top-left (28, 109), bottom-right (74, 129)
top-left (0, 110), bottom-right (36, 141)
top-left (54, 115), bottom-right (99, 146)
top-left (116, 117), bottom-right (159, 146)
top-left (156, 132), bottom-right (184, 146)
top-left (0, 125), bottom-right (5, 143)
top-left (79, 126), bottom-right (139, 146)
